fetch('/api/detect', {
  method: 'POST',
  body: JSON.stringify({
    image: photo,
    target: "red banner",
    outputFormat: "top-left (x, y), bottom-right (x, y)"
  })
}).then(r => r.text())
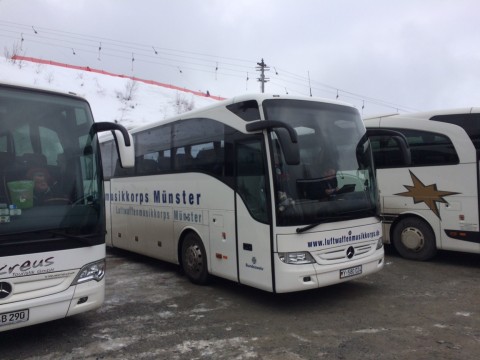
top-left (11, 55), bottom-right (225, 101)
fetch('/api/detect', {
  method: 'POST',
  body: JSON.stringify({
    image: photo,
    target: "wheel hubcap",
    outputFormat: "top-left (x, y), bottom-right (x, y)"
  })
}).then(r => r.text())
top-left (185, 244), bottom-right (203, 274)
top-left (401, 227), bottom-right (424, 252)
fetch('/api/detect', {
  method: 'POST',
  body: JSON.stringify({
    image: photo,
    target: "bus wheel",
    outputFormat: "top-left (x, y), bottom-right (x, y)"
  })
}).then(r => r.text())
top-left (181, 232), bottom-right (209, 284)
top-left (392, 217), bottom-right (437, 261)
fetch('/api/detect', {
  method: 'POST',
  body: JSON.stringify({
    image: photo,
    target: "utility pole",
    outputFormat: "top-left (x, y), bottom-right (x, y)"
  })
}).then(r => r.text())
top-left (256, 58), bottom-right (270, 93)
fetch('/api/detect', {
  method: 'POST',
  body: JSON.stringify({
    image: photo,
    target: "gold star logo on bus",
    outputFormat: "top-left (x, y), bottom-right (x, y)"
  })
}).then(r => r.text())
top-left (395, 171), bottom-right (460, 220)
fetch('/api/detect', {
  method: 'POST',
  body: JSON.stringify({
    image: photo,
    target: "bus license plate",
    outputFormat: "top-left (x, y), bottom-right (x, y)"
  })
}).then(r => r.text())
top-left (0, 309), bottom-right (29, 327)
top-left (340, 265), bottom-right (362, 279)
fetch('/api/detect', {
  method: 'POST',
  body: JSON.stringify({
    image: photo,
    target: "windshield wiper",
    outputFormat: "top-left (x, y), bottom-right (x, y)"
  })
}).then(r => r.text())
top-left (295, 213), bottom-right (365, 234)
top-left (296, 222), bottom-right (322, 233)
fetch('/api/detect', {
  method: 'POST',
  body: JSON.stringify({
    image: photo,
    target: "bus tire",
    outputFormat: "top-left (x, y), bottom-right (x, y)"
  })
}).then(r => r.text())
top-left (181, 232), bottom-right (209, 284)
top-left (392, 217), bottom-right (437, 261)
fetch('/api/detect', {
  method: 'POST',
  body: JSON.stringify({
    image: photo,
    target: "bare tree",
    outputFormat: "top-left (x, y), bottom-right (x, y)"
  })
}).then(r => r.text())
top-left (4, 42), bottom-right (24, 68)
top-left (172, 92), bottom-right (195, 115)
top-left (115, 80), bottom-right (138, 102)
top-left (44, 72), bottom-right (54, 84)
top-left (35, 64), bottom-right (44, 74)
top-left (115, 80), bottom-right (139, 123)
top-left (95, 78), bottom-right (106, 96)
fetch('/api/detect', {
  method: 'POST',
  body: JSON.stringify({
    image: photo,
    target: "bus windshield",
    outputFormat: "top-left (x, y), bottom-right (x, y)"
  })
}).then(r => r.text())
top-left (0, 86), bottom-right (102, 249)
top-left (263, 99), bottom-right (378, 226)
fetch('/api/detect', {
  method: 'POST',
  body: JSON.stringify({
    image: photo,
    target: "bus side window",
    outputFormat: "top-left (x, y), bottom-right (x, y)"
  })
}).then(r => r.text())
top-left (157, 150), bottom-right (171, 172)
top-left (195, 141), bottom-right (225, 176)
top-left (174, 146), bottom-right (194, 171)
top-left (100, 141), bottom-right (114, 179)
top-left (408, 132), bottom-right (459, 166)
top-left (136, 156), bottom-right (159, 175)
top-left (370, 136), bottom-right (405, 168)
top-left (135, 124), bottom-right (171, 174)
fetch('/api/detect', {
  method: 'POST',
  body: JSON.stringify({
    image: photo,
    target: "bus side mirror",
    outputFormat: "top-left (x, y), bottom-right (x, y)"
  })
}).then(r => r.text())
top-left (274, 128), bottom-right (300, 165)
top-left (112, 130), bottom-right (135, 168)
top-left (366, 129), bottom-right (411, 167)
top-left (91, 122), bottom-right (135, 168)
top-left (246, 120), bottom-right (300, 165)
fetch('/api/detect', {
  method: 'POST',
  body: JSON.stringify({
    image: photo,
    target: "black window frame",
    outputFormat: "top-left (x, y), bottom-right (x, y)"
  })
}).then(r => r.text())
top-left (371, 128), bottom-right (459, 168)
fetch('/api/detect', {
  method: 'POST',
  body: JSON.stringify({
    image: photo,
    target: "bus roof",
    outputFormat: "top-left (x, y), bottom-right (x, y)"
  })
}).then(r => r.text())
top-left (0, 80), bottom-right (87, 102)
top-left (127, 93), bottom-right (357, 136)
top-left (364, 107), bottom-right (480, 122)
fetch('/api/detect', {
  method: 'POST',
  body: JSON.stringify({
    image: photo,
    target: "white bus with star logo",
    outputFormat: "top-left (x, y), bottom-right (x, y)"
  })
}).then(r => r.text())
top-left (365, 108), bottom-right (480, 260)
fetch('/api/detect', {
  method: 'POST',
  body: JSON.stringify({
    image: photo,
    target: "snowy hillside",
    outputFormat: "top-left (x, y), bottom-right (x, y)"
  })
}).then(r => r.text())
top-left (0, 57), bottom-right (219, 129)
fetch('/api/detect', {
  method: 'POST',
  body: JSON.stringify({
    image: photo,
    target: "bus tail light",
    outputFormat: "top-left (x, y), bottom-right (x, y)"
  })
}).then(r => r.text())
top-left (278, 252), bottom-right (315, 265)
top-left (73, 259), bottom-right (106, 285)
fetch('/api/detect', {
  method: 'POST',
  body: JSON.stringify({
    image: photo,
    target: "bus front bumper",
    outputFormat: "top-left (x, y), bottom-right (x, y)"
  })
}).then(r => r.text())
top-left (0, 278), bottom-right (105, 332)
top-left (274, 248), bottom-right (384, 293)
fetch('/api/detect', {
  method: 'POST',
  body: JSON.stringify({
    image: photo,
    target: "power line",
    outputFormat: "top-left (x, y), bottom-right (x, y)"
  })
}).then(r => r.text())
top-left (0, 19), bottom-right (417, 113)
top-left (0, 19), bottom-right (255, 67)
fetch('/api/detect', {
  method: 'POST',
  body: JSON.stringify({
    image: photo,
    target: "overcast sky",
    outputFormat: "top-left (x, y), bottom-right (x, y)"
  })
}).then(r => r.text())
top-left (1, 0), bottom-right (479, 116)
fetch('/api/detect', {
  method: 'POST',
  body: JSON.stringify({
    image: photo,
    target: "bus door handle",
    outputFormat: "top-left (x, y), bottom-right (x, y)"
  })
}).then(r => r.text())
top-left (243, 243), bottom-right (253, 251)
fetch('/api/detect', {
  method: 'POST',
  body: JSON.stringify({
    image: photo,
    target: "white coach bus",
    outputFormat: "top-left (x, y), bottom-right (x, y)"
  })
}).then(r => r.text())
top-left (0, 82), bottom-right (134, 331)
top-left (365, 108), bottom-right (480, 260)
top-left (101, 94), bottom-right (397, 293)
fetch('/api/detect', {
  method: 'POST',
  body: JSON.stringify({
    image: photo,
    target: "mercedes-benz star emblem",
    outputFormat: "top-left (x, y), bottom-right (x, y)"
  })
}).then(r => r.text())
top-left (0, 282), bottom-right (13, 299)
top-left (346, 246), bottom-right (355, 259)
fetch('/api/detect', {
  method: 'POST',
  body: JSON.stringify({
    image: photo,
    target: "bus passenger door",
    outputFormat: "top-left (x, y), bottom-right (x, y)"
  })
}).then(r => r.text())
top-left (235, 139), bottom-right (274, 292)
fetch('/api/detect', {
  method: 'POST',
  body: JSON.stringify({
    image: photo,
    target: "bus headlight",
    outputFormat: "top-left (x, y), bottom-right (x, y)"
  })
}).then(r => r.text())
top-left (376, 237), bottom-right (384, 250)
top-left (73, 259), bottom-right (106, 285)
top-left (278, 252), bottom-right (315, 265)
